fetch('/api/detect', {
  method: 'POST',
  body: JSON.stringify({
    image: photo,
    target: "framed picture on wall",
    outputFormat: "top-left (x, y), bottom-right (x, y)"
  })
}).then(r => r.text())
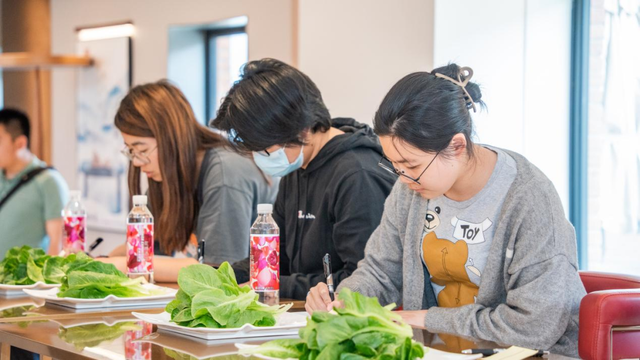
top-left (75, 23), bottom-right (133, 232)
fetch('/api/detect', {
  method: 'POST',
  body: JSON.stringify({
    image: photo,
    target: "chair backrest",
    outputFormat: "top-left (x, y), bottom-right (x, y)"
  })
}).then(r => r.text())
top-left (579, 271), bottom-right (640, 293)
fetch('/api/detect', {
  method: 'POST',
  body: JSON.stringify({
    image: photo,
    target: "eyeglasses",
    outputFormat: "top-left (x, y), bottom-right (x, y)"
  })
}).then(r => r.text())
top-left (228, 128), bottom-right (272, 156)
top-left (377, 151), bottom-right (440, 185)
top-left (257, 148), bottom-right (271, 157)
top-left (227, 128), bottom-right (243, 144)
top-left (121, 145), bottom-right (157, 165)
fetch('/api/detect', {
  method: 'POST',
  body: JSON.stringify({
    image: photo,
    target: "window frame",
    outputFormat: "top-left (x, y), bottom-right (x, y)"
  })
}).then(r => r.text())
top-left (204, 26), bottom-right (247, 122)
top-left (569, 0), bottom-right (590, 269)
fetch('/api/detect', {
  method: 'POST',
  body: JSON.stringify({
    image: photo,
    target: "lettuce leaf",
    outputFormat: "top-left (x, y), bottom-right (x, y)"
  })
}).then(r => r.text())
top-left (1, 246), bottom-right (152, 300)
top-left (0, 246), bottom-right (51, 285)
top-left (166, 263), bottom-right (291, 329)
top-left (57, 262), bottom-right (160, 299)
top-left (239, 289), bottom-right (425, 360)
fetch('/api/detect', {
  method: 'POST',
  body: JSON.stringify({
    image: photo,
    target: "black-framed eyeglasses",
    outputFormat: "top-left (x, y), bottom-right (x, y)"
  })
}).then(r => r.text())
top-left (378, 151), bottom-right (440, 185)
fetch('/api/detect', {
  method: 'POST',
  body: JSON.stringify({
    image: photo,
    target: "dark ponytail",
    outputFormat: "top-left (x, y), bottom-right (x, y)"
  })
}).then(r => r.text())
top-left (373, 63), bottom-right (483, 158)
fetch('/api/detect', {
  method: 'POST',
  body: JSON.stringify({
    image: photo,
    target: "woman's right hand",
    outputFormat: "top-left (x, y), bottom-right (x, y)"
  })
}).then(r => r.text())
top-left (305, 282), bottom-right (344, 314)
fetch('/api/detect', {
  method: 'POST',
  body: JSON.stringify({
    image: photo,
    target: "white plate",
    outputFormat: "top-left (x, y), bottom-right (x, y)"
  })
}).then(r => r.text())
top-left (235, 344), bottom-right (483, 360)
top-left (23, 284), bottom-right (176, 309)
top-left (0, 282), bottom-right (60, 298)
top-left (132, 311), bottom-right (308, 341)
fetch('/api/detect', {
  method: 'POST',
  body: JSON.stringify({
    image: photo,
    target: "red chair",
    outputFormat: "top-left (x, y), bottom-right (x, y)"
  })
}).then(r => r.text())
top-left (579, 271), bottom-right (640, 360)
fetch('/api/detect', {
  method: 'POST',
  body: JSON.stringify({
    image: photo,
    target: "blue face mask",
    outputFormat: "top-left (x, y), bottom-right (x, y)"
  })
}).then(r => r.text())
top-left (253, 146), bottom-right (304, 177)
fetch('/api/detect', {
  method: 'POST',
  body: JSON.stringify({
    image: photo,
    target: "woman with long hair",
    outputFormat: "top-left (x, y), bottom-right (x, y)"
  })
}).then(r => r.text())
top-left (101, 80), bottom-right (277, 281)
top-left (306, 64), bottom-right (585, 357)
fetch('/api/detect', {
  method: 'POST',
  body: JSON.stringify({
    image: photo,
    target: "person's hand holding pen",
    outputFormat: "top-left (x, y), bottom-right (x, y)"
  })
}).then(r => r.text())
top-left (305, 282), bottom-right (344, 313)
top-left (305, 253), bottom-right (344, 313)
top-left (305, 282), bottom-right (428, 327)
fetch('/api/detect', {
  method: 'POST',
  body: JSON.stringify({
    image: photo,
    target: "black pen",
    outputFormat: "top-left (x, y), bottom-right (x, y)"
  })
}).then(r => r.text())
top-left (197, 239), bottom-right (205, 264)
top-left (462, 349), bottom-right (549, 357)
top-left (88, 237), bottom-right (103, 252)
top-left (322, 253), bottom-right (335, 301)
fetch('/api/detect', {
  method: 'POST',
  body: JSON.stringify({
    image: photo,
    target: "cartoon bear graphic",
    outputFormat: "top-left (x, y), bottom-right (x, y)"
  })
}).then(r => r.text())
top-left (424, 206), bottom-right (442, 233)
top-left (422, 207), bottom-right (479, 308)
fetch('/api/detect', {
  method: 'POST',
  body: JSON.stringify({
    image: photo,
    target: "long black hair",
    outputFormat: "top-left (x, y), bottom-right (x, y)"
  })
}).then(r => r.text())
top-left (374, 63), bottom-right (483, 158)
top-left (211, 58), bottom-right (331, 153)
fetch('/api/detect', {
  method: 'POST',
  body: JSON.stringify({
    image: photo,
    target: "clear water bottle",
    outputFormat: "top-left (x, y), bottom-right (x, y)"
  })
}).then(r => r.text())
top-left (250, 204), bottom-right (280, 305)
top-left (62, 190), bottom-right (86, 253)
top-left (126, 195), bottom-right (154, 283)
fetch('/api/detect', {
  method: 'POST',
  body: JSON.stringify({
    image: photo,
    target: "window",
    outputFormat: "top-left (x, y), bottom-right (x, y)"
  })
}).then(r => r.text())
top-left (579, 0), bottom-right (640, 274)
top-left (167, 16), bottom-right (248, 124)
top-left (205, 28), bottom-right (248, 120)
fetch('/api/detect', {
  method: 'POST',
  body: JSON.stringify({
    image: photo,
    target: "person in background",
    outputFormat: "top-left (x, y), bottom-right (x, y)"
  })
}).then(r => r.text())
top-left (211, 58), bottom-right (396, 300)
top-left (0, 108), bottom-right (68, 257)
top-left (305, 64), bottom-right (586, 357)
top-left (100, 80), bottom-right (277, 281)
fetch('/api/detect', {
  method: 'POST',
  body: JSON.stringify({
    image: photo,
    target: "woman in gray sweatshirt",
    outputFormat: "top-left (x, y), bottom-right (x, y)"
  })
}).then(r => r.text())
top-left (306, 64), bottom-right (586, 357)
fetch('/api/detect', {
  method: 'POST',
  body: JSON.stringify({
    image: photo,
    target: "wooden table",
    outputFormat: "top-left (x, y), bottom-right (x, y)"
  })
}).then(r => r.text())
top-left (0, 292), bottom-right (574, 360)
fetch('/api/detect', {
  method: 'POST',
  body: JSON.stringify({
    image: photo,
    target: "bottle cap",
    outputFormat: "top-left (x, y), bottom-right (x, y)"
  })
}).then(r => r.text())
top-left (133, 195), bottom-right (148, 206)
top-left (69, 190), bottom-right (81, 200)
top-left (257, 204), bottom-right (273, 214)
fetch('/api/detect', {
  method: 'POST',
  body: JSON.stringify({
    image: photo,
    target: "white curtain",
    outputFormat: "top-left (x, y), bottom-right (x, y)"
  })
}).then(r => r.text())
top-left (599, 0), bottom-right (640, 233)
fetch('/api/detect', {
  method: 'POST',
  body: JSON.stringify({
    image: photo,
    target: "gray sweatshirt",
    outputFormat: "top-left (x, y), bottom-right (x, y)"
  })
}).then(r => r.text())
top-left (338, 149), bottom-right (585, 357)
top-left (195, 147), bottom-right (278, 265)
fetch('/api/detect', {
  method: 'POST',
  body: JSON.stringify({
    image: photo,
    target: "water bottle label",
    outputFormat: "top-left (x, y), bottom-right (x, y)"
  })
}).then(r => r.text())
top-left (124, 321), bottom-right (153, 360)
top-left (127, 224), bottom-right (154, 274)
top-left (250, 234), bottom-right (279, 291)
top-left (63, 216), bottom-right (86, 253)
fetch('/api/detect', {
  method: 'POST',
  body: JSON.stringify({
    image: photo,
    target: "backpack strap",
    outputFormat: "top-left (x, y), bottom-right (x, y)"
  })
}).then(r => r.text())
top-left (0, 166), bottom-right (53, 211)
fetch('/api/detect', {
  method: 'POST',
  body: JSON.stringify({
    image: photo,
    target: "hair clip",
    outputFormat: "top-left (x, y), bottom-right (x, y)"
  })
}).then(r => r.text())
top-left (434, 66), bottom-right (477, 113)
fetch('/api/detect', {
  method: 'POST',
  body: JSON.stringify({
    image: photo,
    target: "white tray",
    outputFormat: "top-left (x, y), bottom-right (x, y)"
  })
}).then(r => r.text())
top-left (235, 344), bottom-right (482, 360)
top-left (0, 282), bottom-right (60, 298)
top-left (132, 311), bottom-right (308, 341)
top-left (23, 284), bottom-right (176, 309)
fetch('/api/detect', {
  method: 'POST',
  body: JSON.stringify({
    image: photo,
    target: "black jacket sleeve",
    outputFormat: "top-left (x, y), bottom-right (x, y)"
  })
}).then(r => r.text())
top-left (279, 169), bottom-right (392, 299)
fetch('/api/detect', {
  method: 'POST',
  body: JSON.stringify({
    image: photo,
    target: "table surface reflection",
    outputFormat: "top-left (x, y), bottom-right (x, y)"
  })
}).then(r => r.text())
top-left (0, 294), bottom-right (575, 360)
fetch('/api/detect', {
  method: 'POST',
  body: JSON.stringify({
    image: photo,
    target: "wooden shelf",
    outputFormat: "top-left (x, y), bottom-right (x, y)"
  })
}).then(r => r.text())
top-left (0, 52), bottom-right (93, 70)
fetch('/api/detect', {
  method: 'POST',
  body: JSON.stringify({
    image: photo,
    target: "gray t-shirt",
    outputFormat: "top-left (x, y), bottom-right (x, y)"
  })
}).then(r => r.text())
top-left (420, 146), bottom-right (517, 307)
top-left (195, 147), bottom-right (278, 265)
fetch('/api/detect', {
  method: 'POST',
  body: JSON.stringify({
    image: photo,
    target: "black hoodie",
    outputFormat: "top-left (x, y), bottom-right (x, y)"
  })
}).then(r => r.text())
top-left (232, 118), bottom-right (396, 299)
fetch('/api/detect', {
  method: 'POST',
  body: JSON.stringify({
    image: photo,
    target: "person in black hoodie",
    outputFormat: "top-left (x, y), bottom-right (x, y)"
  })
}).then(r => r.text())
top-left (211, 58), bottom-right (396, 300)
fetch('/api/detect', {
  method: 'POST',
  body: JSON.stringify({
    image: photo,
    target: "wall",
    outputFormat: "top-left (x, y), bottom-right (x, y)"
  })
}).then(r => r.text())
top-left (49, 0), bottom-right (573, 253)
top-left (434, 0), bottom-right (572, 212)
top-left (297, 0), bottom-right (571, 212)
top-left (50, 0), bottom-right (295, 253)
top-left (297, 0), bottom-right (435, 124)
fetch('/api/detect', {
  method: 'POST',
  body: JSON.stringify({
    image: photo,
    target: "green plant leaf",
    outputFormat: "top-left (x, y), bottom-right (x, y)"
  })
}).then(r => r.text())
top-left (177, 264), bottom-right (224, 297)
top-left (169, 263), bottom-right (291, 329)
top-left (247, 289), bottom-right (424, 360)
